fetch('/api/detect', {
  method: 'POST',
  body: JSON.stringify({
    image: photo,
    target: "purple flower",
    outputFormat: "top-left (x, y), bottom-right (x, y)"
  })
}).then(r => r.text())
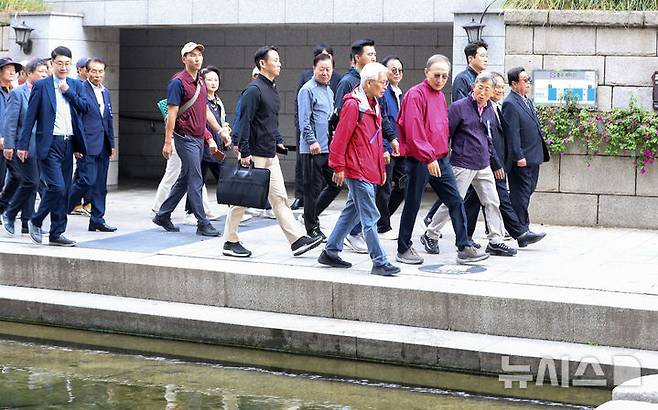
top-left (641, 167), bottom-right (646, 175)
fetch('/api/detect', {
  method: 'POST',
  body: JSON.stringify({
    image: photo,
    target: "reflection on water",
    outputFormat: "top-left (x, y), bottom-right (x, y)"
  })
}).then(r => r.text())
top-left (0, 339), bottom-right (589, 410)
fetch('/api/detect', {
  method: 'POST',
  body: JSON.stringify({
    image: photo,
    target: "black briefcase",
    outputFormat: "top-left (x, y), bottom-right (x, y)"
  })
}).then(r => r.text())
top-left (217, 161), bottom-right (270, 209)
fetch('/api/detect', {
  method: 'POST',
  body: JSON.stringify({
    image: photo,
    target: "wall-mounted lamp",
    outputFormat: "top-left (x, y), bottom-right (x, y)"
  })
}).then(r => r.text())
top-left (12, 21), bottom-right (34, 54)
top-left (462, 0), bottom-right (498, 43)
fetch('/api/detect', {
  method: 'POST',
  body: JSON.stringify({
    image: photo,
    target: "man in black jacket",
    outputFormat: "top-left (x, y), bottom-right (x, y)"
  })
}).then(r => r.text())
top-left (502, 66), bottom-right (550, 233)
top-left (291, 44), bottom-right (342, 210)
top-left (222, 46), bottom-right (322, 258)
top-left (464, 72), bottom-right (545, 248)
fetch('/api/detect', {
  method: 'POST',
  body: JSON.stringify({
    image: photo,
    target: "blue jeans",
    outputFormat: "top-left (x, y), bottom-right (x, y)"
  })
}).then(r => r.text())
top-left (325, 178), bottom-right (388, 266)
top-left (397, 156), bottom-right (471, 254)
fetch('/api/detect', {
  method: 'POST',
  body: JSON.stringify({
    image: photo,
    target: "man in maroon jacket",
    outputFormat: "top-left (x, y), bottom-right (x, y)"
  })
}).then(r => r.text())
top-left (318, 62), bottom-right (400, 277)
top-left (396, 54), bottom-right (488, 265)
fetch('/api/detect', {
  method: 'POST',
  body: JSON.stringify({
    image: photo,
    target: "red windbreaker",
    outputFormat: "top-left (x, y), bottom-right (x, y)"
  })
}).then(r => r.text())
top-left (329, 88), bottom-right (385, 185)
top-left (397, 79), bottom-right (450, 164)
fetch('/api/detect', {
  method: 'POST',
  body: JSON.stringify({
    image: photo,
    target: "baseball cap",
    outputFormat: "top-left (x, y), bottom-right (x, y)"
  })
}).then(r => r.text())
top-left (0, 57), bottom-right (23, 72)
top-left (76, 57), bottom-right (90, 69)
top-left (181, 42), bottom-right (205, 57)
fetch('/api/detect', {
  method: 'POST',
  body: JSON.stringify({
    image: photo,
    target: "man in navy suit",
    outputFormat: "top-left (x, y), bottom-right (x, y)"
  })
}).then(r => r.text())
top-left (502, 66), bottom-right (550, 230)
top-left (1, 58), bottom-right (49, 236)
top-left (17, 46), bottom-right (89, 246)
top-left (68, 57), bottom-right (116, 232)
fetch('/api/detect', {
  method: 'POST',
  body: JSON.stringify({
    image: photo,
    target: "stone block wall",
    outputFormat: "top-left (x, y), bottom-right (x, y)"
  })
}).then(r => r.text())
top-left (504, 10), bottom-right (658, 111)
top-left (119, 24), bottom-right (453, 181)
top-left (530, 153), bottom-right (658, 229)
top-left (505, 10), bottom-right (658, 229)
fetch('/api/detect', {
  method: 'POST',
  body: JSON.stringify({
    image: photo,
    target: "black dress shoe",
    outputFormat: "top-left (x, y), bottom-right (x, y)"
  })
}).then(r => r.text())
top-left (89, 222), bottom-right (117, 232)
top-left (152, 216), bottom-right (179, 232)
top-left (49, 235), bottom-right (76, 247)
top-left (517, 231), bottom-right (546, 248)
top-left (318, 250), bottom-right (352, 268)
top-left (196, 223), bottom-right (220, 237)
top-left (290, 198), bottom-right (303, 210)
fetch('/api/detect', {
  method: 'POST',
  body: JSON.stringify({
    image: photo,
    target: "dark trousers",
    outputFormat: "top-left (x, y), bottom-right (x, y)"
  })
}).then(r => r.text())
top-left (158, 133), bottom-right (209, 227)
top-left (72, 158), bottom-right (92, 206)
top-left (33, 136), bottom-right (73, 239)
top-left (466, 177), bottom-right (528, 239)
top-left (507, 164), bottom-right (540, 228)
top-left (3, 155), bottom-right (38, 226)
top-left (0, 156), bottom-right (22, 212)
top-left (302, 153), bottom-right (341, 234)
top-left (376, 156), bottom-right (407, 233)
top-left (0, 155), bottom-right (6, 193)
top-left (293, 130), bottom-right (304, 200)
top-left (398, 157), bottom-right (470, 254)
top-left (185, 159), bottom-right (223, 214)
top-left (68, 149), bottom-right (110, 226)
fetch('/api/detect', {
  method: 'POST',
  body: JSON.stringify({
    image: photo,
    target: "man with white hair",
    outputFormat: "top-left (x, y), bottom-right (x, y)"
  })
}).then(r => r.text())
top-left (318, 62), bottom-right (400, 276)
top-left (396, 54), bottom-right (488, 265)
top-left (423, 71), bottom-right (516, 258)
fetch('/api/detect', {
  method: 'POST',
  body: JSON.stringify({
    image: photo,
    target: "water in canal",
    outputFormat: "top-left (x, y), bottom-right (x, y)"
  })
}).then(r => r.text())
top-left (0, 323), bottom-right (601, 409)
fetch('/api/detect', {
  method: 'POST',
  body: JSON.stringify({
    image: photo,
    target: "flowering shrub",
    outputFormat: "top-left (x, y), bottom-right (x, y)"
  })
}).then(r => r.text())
top-left (537, 99), bottom-right (658, 175)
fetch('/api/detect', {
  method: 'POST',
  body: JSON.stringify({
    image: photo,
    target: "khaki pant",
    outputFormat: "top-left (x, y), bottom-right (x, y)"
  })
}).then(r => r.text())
top-left (223, 155), bottom-right (305, 244)
top-left (427, 166), bottom-right (505, 244)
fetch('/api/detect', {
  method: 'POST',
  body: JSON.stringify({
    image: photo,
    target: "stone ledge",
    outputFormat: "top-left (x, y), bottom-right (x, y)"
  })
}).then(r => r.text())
top-left (504, 10), bottom-right (549, 26)
top-left (548, 10), bottom-right (645, 27)
top-left (613, 374), bottom-right (658, 403)
top-left (645, 12), bottom-right (658, 27)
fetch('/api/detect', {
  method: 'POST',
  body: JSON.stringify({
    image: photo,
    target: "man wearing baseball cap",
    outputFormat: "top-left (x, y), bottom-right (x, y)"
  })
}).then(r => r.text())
top-left (152, 41), bottom-right (230, 236)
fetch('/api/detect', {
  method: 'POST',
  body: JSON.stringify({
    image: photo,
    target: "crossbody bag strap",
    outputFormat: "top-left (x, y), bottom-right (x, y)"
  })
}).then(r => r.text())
top-left (177, 81), bottom-right (202, 117)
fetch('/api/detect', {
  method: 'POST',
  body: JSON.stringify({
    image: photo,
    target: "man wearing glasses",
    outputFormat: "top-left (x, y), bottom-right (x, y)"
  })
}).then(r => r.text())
top-left (502, 67), bottom-right (550, 232)
top-left (395, 54), bottom-right (488, 265)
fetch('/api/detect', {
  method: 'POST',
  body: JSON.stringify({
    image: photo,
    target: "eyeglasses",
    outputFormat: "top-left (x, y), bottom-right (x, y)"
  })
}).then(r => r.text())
top-left (53, 61), bottom-right (71, 68)
top-left (391, 68), bottom-right (404, 75)
top-left (430, 72), bottom-right (449, 80)
top-left (372, 79), bottom-right (389, 86)
top-left (519, 77), bottom-right (532, 84)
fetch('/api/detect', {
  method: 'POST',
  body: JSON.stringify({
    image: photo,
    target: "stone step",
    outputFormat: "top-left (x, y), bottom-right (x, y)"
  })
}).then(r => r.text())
top-left (1, 249), bottom-right (658, 352)
top-left (0, 284), bottom-right (657, 395)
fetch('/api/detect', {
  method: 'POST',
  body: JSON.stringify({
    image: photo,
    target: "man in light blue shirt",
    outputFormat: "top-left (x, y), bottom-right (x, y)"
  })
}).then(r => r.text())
top-left (297, 53), bottom-right (337, 240)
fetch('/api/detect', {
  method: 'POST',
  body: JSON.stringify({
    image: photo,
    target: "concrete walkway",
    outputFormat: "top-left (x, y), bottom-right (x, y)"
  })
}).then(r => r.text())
top-left (3, 182), bottom-right (656, 295)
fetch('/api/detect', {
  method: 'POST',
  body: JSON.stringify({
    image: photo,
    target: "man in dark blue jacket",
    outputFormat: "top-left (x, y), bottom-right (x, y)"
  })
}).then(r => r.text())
top-left (17, 46), bottom-right (89, 246)
top-left (376, 55), bottom-right (407, 239)
top-left (502, 66), bottom-right (550, 231)
top-left (68, 57), bottom-right (117, 232)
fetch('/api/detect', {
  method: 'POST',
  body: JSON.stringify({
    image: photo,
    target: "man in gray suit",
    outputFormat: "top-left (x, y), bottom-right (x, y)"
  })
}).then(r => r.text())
top-left (1, 58), bottom-right (49, 235)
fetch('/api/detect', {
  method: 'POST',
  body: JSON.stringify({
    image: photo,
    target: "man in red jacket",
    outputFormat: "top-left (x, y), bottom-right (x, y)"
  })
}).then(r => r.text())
top-left (396, 54), bottom-right (488, 265)
top-left (318, 62), bottom-right (400, 277)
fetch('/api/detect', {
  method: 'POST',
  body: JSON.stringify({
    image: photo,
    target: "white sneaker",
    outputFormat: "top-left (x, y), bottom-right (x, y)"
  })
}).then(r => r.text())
top-left (260, 209), bottom-right (276, 219)
top-left (344, 233), bottom-right (368, 254)
top-left (183, 213), bottom-right (196, 225)
top-left (206, 210), bottom-right (221, 221)
top-left (379, 230), bottom-right (398, 240)
top-left (245, 208), bottom-right (261, 216)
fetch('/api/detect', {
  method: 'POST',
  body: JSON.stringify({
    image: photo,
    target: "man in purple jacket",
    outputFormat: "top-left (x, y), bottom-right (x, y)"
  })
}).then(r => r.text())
top-left (423, 71), bottom-right (517, 257)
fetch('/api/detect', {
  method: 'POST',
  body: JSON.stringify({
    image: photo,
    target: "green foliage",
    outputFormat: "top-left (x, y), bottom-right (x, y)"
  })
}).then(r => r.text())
top-left (537, 98), bottom-right (658, 175)
top-left (0, 0), bottom-right (47, 12)
top-left (503, 0), bottom-right (658, 10)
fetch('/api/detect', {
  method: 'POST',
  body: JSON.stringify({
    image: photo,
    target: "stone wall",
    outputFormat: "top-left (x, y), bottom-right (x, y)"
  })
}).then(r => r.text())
top-left (504, 10), bottom-right (658, 111)
top-left (119, 24), bottom-right (453, 181)
top-left (505, 10), bottom-right (658, 229)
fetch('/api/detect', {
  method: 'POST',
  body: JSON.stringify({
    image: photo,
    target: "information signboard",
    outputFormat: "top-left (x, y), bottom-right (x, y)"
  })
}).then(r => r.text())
top-left (532, 70), bottom-right (597, 107)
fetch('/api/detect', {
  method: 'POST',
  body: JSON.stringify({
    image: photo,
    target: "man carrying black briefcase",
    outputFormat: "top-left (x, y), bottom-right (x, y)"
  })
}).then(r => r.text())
top-left (222, 46), bottom-right (322, 258)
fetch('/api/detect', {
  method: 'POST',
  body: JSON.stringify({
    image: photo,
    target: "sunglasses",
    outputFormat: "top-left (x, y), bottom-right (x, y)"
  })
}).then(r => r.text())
top-left (391, 68), bottom-right (404, 75)
top-left (519, 77), bottom-right (532, 84)
top-left (430, 72), bottom-right (449, 80)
